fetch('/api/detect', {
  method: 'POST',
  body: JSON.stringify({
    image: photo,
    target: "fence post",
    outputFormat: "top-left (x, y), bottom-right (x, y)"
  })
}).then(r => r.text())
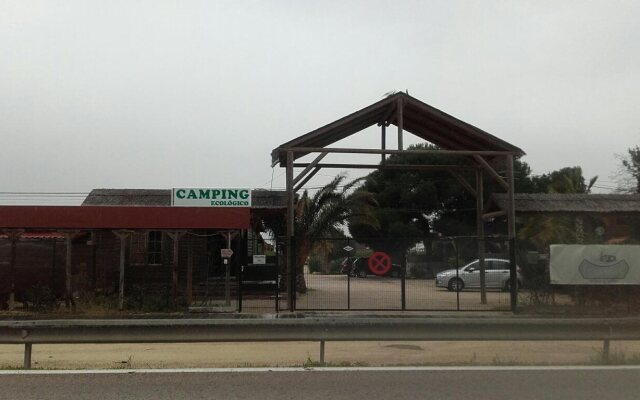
top-left (23, 343), bottom-right (32, 369)
top-left (347, 268), bottom-right (351, 310)
top-left (289, 236), bottom-right (296, 312)
top-left (238, 264), bottom-right (243, 313)
top-left (275, 239), bottom-right (280, 313)
top-left (320, 340), bottom-right (325, 364)
top-left (455, 239), bottom-right (460, 311)
top-left (286, 150), bottom-right (295, 313)
top-left (509, 237), bottom-right (518, 313)
top-left (401, 251), bottom-right (406, 310)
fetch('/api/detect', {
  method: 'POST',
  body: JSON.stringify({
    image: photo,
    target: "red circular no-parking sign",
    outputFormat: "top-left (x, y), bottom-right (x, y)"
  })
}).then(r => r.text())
top-left (368, 252), bottom-right (392, 276)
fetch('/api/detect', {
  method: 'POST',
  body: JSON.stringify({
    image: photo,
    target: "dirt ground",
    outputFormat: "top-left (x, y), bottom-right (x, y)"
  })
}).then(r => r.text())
top-left (2, 340), bottom-right (640, 369)
top-left (0, 275), bottom-right (617, 370)
top-left (297, 274), bottom-right (513, 311)
top-left (241, 274), bottom-right (570, 312)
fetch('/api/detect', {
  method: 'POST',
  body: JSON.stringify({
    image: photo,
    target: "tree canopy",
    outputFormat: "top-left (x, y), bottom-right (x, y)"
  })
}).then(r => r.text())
top-left (347, 144), bottom-right (602, 256)
top-left (618, 146), bottom-right (640, 193)
top-left (347, 143), bottom-right (534, 255)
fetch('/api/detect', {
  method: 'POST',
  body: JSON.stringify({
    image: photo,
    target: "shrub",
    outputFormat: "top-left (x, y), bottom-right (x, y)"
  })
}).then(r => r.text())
top-left (308, 257), bottom-right (323, 273)
top-left (24, 284), bottom-right (58, 312)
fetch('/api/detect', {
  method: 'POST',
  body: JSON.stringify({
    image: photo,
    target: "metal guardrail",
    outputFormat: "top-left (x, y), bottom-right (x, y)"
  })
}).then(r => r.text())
top-left (2, 317), bottom-right (640, 369)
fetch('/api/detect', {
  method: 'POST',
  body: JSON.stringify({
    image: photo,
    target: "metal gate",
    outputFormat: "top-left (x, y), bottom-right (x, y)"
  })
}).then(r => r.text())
top-left (237, 234), bottom-right (283, 313)
top-left (291, 236), bottom-right (516, 312)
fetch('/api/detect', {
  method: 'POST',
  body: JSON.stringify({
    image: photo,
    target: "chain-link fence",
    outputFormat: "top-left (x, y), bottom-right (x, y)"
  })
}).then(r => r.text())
top-left (515, 239), bottom-right (640, 316)
top-left (290, 236), bottom-right (516, 311)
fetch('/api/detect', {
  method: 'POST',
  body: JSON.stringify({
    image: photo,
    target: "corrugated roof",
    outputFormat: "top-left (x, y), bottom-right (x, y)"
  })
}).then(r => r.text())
top-left (82, 189), bottom-right (287, 209)
top-left (271, 92), bottom-right (525, 166)
top-left (487, 193), bottom-right (640, 214)
top-left (82, 189), bottom-right (171, 206)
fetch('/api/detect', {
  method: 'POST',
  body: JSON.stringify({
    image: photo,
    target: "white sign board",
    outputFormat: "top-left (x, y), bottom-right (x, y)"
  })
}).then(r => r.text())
top-left (550, 244), bottom-right (640, 285)
top-left (220, 248), bottom-right (234, 258)
top-left (252, 255), bottom-right (266, 265)
top-left (172, 188), bottom-right (251, 207)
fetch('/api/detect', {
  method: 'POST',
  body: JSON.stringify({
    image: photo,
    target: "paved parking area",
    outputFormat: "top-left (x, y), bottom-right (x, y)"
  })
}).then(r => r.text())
top-left (295, 274), bottom-right (512, 311)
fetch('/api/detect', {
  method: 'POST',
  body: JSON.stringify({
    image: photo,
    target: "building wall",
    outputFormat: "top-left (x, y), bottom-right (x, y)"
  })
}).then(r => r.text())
top-left (1, 229), bottom-right (251, 305)
top-left (0, 238), bottom-right (89, 304)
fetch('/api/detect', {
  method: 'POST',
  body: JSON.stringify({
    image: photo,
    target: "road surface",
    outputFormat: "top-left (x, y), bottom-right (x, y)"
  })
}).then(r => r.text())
top-left (1, 366), bottom-right (637, 399)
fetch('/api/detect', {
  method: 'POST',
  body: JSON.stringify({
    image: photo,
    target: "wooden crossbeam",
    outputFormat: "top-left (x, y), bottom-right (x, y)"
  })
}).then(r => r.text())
top-left (293, 152), bottom-right (327, 186)
top-left (294, 166), bottom-right (321, 192)
top-left (474, 155), bottom-right (509, 191)
top-left (447, 169), bottom-right (477, 198)
top-left (292, 163), bottom-right (474, 171)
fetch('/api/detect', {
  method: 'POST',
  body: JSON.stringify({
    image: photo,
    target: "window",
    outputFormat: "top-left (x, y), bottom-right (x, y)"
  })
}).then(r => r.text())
top-left (147, 231), bottom-right (163, 265)
top-left (464, 261), bottom-right (478, 271)
top-left (130, 231), bottom-right (163, 265)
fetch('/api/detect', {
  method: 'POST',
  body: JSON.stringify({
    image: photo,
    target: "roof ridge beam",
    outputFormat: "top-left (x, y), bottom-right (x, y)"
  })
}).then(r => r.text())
top-left (377, 103), bottom-right (397, 126)
top-left (285, 147), bottom-right (517, 156)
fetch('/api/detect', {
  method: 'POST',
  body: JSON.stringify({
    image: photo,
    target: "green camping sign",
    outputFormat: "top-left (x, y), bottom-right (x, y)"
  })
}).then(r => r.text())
top-left (172, 188), bottom-right (251, 207)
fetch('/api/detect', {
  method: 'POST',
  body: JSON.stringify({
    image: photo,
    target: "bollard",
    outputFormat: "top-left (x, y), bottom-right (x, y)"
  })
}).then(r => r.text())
top-left (603, 339), bottom-right (610, 364)
top-left (24, 343), bottom-right (32, 369)
top-left (320, 341), bottom-right (325, 364)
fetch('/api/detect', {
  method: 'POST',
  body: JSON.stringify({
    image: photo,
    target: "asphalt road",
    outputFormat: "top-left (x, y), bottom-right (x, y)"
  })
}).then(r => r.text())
top-left (1, 367), bottom-right (638, 400)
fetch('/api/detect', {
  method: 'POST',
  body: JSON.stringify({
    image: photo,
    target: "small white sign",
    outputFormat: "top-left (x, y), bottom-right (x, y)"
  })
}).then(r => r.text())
top-left (253, 255), bottom-right (267, 265)
top-left (550, 244), bottom-right (640, 285)
top-left (221, 248), bottom-right (234, 258)
top-left (343, 245), bottom-right (354, 252)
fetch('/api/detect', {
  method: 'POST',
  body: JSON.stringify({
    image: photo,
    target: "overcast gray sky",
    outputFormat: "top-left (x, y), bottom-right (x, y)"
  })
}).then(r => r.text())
top-left (1, 0), bottom-right (639, 203)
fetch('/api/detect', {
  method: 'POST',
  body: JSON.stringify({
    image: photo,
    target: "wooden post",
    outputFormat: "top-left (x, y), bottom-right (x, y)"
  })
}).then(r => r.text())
top-left (51, 238), bottom-right (57, 297)
top-left (397, 97), bottom-right (404, 150)
top-left (167, 231), bottom-right (186, 301)
top-left (8, 231), bottom-right (22, 311)
top-left (381, 124), bottom-right (386, 164)
top-left (63, 231), bottom-right (77, 311)
top-left (173, 234), bottom-right (179, 299)
top-left (476, 168), bottom-right (487, 304)
top-left (113, 231), bottom-right (130, 311)
top-left (186, 242), bottom-right (193, 305)
top-left (225, 231), bottom-right (232, 306)
top-left (286, 150), bottom-right (295, 311)
top-left (506, 154), bottom-right (517, 312)
top-left (90, 231), bottom-right (98, 292)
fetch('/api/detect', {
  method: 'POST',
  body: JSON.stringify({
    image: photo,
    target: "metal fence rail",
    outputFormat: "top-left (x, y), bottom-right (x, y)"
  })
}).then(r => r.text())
top-left (295, 236), bottom-right (516, 312)
top-left (2, 317), bottom-right (640, 369)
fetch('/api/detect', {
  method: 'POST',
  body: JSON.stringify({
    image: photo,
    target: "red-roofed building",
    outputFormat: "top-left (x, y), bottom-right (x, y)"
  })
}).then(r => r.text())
top-left (0, 189), bottom-right (286, 310)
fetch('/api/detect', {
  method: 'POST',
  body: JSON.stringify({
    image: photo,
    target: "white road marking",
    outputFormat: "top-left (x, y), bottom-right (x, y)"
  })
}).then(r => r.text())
top-left (1, 365), bottom-right (640, 375)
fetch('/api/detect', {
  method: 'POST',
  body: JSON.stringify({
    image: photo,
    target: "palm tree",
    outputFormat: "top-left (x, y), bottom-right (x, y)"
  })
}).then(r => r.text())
top-left (293, 175), bottom-right (378, 292)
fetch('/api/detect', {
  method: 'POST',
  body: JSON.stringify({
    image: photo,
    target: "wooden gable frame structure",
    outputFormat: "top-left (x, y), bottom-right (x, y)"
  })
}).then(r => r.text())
top-left (271, 92), bottom-right (525, 311)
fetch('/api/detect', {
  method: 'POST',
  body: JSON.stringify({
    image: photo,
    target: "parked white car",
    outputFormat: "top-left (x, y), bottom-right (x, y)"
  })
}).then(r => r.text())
top-left (435, 258), bottom-right (522, 292)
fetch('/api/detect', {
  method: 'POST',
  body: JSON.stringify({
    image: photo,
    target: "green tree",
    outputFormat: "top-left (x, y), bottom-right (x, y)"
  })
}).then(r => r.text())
top-left (348, 143), bottom-right (536, 258)
top-left (519, 166), bottom-right (597, 249)
top-left (617, 146), bottom-right (640, 193)
top-left (293, 175), bottom-right (378, 292)
top-left (531, 166), bottom-right (597, 194)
